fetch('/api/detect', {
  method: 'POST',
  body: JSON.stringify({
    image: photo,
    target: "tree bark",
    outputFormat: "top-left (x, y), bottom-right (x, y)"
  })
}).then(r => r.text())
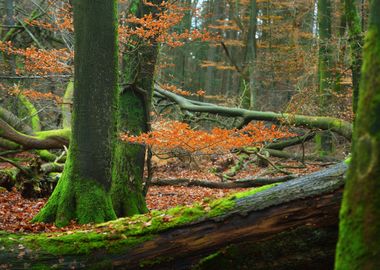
top-left (344, 0), bottom-right (363, 114)
top-left (317, 0), bottom-right (334, 155)
top-left (32, 0), bottom-right (119, 227)
top-left (0, 163), bottom-right (346, 269)
top-left (335, 1), bottom-right (380, 268)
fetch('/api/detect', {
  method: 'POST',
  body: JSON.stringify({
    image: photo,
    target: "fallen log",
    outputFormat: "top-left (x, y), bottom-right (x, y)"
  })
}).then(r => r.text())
top-left (154, 84), bottom-right (353, 140)
top-left (0, 119), bottom-right (69, 150)
top-left (151, 175), bottom-right (297, 189)
top-left (0, 163), bottom-right (346, 269)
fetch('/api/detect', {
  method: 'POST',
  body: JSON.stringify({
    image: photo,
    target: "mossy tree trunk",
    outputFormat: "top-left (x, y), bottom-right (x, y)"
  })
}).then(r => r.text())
top-left (335, 1), bottom-right (380, 268)
top-left (317, 0), bottom-right (334, 155)
top-left (33, 0), bottom-right (119, 227)
top-left (111, 0), bottom-right (161, 217)
top-left (345, 0), bottom-right (363, 114)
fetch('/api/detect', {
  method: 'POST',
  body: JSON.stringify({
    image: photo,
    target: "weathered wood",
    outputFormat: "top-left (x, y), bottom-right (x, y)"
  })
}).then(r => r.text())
top-left (0, 163), bottom-right (347, 269)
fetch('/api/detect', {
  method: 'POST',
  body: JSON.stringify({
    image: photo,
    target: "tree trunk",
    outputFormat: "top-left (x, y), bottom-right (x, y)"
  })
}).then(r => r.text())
top-left (317, 0), bottom-right (334, 155)
top-left (111, 0), bottom-right (162, 217)
top-left (335, 1), bottom-right (380, 268)
top-left (0, 163), bottom-right (346, 269)
top-left (32, 0), bottom-right (119, 227)
top-left (344, 0), bottom-right (363, 114)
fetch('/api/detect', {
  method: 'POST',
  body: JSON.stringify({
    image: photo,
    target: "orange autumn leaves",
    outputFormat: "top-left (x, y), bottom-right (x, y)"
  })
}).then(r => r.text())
top-left (0, 1), bottom-right (216, 76)
top-left (0, 41), bottom-right (72, 75)
top-left (7, 85), bottom-right (62, 104)
top-left (161, 84), bottom-right (205, 97)
top-left (119, 1), bottom-right (217, 47)
top-left (122, 120), bottom-right (294, 155)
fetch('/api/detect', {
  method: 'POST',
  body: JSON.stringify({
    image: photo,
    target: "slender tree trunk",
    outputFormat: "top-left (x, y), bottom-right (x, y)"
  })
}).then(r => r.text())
top-left (33, 0), bottom-right (119, 227)
top-left (317, 0), bottom-right (334, 155)
top-left (344, 0), bottom-right (363, 114)
top-left (2, 0), bottom-right (16, 72)
top-left (335, 1), bottom-right (380, 268)
top-left (246, 0), bottom-right (258, 109)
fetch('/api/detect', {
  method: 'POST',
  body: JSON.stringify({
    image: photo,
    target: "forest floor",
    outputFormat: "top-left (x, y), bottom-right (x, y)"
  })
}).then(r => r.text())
top-left (0, 155), bottom-right (332, 233)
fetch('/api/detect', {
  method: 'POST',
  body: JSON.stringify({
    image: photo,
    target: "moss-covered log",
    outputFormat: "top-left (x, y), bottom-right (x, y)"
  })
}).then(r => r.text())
top-left (0, 163), bottom-right (346, 269)
top-left (0, 119), bottom-right (69, 150)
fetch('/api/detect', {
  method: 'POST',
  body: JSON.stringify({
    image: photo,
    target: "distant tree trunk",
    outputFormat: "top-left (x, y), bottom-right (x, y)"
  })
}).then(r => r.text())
top-left (243, 0), bottom-right (257, 109)
top-left (33, 0), bottom-right (119, 227)
top-left (2, 0), bottom-right (16, 72)
top-left (317, 0), bottom-right (334, 155)
top-left (335, 1), bottom-right (380, 268)
top-left (344, 0), bottom-right (363, 114)
top-left (205, 0), bottom-right (223, 95)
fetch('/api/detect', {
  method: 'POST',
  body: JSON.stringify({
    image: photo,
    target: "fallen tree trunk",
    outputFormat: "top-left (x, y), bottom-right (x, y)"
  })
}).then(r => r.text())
top-left (154, 84), bottom-right (353, 140)
top-left (0, 163), bottom-right (346, 269)
top-left (151, 175), bottom-right (297, 189)
top-left (266, 149), bottom-right (339, 162)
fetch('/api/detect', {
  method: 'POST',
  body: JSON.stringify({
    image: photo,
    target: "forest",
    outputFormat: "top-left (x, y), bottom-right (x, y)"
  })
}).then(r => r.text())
top-left (0, 0), bottom-right (379, 269)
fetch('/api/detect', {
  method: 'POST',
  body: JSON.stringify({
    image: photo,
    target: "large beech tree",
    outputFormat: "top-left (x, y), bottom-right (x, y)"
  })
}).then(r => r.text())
top-left (335, 0), bottom-right (380, 268)
top-left (33, 0), bottom-right (119, 226)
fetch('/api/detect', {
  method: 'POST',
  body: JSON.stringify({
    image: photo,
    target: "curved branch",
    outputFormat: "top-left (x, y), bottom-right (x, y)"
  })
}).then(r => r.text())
top-left (0, 119), bottom-right (69, 149)
top-left (0, 106), bottom-right (34, 135)
top-left (154, 85), bottom-right (353, 140)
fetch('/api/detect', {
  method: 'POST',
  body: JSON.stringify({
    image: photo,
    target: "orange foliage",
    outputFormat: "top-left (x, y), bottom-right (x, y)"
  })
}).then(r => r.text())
top-left (7, 85), bottom-right (62, 104)
top-left (119, 2), bottom-right (218, 47)
top-left (122, 120), bottom-right (294, 155)
top-left (27, 2), bottom-right (73, 32)
top-left (0, 41), bottom-right (72, 75)
top-left (161, 84), bottom-right (205, 97)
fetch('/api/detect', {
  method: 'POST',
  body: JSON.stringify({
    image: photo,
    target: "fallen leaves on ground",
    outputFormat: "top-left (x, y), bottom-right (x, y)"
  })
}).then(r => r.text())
top-left (0, 157), bottom-right (330, 233)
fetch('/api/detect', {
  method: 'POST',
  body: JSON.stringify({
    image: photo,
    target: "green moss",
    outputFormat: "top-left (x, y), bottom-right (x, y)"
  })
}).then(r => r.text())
top-left (139, 256), bottom-right (174, 268)
top-left (36, 149), bottom-right (57, 162)
top-left (33, 150), bottom-right (116, 227)
top-left (62, 80), bottom-right (74, 129)
top-left (208, 184), bottom-right (276, 217)
top-left (196, 251), bottom-right (222, 267)
top-left (30, 264), bottom-right (51, 270)
top-left (35, 128), bottom-right (71, 141)
top-left (102, 184), bottom-right (276, 238)
top-left (0, 229), bottom-right (153, 257)
top-left (17, 94), bottom-right (41, 132)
